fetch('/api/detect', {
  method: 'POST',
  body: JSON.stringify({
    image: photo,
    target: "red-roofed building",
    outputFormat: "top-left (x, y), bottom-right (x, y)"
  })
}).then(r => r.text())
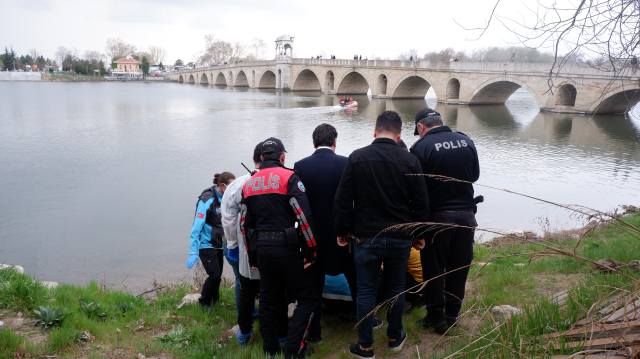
top-left (114, 57), bottom-right (141, 73)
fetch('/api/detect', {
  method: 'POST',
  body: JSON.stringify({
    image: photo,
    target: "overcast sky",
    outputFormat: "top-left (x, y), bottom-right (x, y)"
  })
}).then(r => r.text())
top-left (2, 0), bottom-right (554, 64)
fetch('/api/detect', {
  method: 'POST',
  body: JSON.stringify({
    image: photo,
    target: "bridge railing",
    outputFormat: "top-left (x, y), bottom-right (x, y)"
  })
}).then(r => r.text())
top-left (173, 60), bottom-right (276, 74)
top-left (292, 58), bottom-right (625, 77)
top-left (170, 58), bottom-right (630, 79)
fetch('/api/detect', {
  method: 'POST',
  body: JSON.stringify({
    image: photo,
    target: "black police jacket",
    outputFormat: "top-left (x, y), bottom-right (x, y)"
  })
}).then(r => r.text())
top-left (240, 160), bottom-right (317, 261)
top-left (410, 126), bottom-right (480, 212)
top-left (334, 138), bottom-right (430, 239)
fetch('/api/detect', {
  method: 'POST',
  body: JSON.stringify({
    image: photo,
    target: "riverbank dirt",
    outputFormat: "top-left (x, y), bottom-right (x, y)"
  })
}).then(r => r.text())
top-left (1, 213), bottom-right (638, 358)
top-left (42, 73), bottom-right (105, 82)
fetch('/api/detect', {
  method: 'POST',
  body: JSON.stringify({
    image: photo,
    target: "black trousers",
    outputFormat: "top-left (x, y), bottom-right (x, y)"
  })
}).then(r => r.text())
top-left (309, 244), bottom-right (358, 339)
top-left (198, 247), bottom-right (223, 307)
top-left (421, 211), bottom-right (476, 320)
top-left (237, 274), bottom-right (288, 337)
top-left (258, 250), bottom-right (317, 355)
top-left (377, 271), bottom-right (421, 305)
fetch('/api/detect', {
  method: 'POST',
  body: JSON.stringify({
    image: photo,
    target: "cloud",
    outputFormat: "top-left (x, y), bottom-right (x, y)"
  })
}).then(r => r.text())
top-left (0, 0), bottom-right (555, 65)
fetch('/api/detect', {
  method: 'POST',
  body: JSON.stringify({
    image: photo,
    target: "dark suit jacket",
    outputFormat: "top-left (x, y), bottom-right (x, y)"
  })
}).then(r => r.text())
top-left (294, 148), bottom-right (348, 276)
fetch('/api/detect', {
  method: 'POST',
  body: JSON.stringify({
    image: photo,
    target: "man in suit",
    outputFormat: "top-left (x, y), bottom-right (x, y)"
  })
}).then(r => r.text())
top-left (295, 123), bottom-right (374, 342)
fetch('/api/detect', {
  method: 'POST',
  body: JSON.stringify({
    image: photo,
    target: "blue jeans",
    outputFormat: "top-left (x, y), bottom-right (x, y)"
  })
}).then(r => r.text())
top-left (354, 237), bottom-right (411, 348)
top-left (222, 244), bottom-right (258, 317)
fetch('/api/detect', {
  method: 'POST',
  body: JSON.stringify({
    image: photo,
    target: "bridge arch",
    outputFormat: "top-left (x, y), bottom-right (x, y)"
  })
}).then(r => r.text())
top-left (200, 73), bottom-right (209, 85)
top-left (377, 74), bottom-right (388, 96)
top-left (178, 75), bottom-right (184, 83)
top-left (446, 78), bottom-right (460, 100)
top-left (293, 69), bottom-right (321, 91)
top-left (390, 74), bottom-right (433, 99)
top-left (188, 74), bottom-right (195, 84)
top-left (469, 77), bottom-right (543, 107)
top-left (215, 72), bottom-right (227, 86)
top-left (591, 88), bottom-right (640, 114)
top-left (236, 70), bottom-right (249, 87)
top-left (324, 70), bottom-right (335, 92)
top-left (336, 71), bottom-right (370, 95)
top-left (555, 83), bottom-right (577, 106)
top-left (258, 70), bottom-right (276, 88)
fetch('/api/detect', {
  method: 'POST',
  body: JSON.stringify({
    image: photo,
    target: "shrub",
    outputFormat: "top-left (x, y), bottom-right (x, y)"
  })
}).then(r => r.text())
top-left (116, 301), bottom-right (136, 315)
top-left (33, 305), bottom-right (67, 331)
top-left (80, 302), bottom-right (110, 321)
top-left (74, 63), bottom-right (86, 75)
top-left (156, 325), bottom-right (192, 349)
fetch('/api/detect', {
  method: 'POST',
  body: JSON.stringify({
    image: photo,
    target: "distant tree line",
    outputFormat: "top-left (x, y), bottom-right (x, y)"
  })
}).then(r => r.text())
top-left (423, 47), bottom-right (555, 63)
top-left (0, 39), bottom-right (169, 76)
top-left (193, 35), bottom-right (269, 68)
top-left (392, 46), bottom-right (557, 63)
top-left (0, 47), bottom-right (58, 71)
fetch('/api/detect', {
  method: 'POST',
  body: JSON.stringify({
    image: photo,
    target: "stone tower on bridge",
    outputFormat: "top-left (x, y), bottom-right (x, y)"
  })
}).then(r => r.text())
top-left (275, 34), bottom-right (294, 91)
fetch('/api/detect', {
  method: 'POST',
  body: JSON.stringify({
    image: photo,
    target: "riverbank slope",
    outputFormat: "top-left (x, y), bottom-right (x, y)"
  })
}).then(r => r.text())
top-left (1, 213), bottom-right (639, 358)
top-left (41, 73), bottom-right (105, 82)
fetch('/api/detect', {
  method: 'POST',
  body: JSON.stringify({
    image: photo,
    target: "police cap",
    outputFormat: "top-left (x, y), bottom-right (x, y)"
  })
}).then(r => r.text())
top-left (260, 137), bottom-right (287, 156)
top-left (414, 108), bottom-right (441, 135)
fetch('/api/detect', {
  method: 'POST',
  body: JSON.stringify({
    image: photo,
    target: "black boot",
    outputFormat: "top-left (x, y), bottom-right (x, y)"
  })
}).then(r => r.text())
top-left (445, 312), bottom-right (460, 328)
top-left (417, 311), bottom-right (449, 335)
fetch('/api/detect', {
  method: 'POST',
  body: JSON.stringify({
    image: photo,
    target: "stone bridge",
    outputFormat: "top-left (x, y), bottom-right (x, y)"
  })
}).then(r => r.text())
top-left (165, 57), bottom-right (640, 115)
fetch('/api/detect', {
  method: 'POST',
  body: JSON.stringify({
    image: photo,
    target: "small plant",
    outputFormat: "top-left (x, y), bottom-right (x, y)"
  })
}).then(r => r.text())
top-left (116, 301), bottom-right (136, 315)
top-left (33, 305), bottom-right (67, 331)
top-left (80, 302), bottom-right (110, 321)
top-left (155, 325), bottom-right (192, 349)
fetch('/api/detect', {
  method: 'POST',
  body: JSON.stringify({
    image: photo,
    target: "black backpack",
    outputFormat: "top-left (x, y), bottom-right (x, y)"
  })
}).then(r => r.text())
top-left (195, 186), bottom-right (221, 228)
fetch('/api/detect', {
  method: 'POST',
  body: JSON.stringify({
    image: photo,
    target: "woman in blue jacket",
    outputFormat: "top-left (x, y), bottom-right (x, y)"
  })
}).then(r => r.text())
top-left (187, 172), bottom-right (235, 309)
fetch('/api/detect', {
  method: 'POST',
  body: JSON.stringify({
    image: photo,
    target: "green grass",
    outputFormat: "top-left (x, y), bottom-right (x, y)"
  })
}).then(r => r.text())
top-left (0, 213), bottom-right (638, 358)
top-left (0, 328), bottom-right (25, 359)
top-left (43, 73), bottom-right (105, 82)
top-left (0, 268), bottom-right (47, 311)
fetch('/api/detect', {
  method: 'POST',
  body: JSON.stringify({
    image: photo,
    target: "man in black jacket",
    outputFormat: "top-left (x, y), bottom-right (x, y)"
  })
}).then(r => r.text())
top-left (334, 111), bottom-right (430, 358)
top-left (240, 137), bottom-right (318, 359)
top-left (410, 108), bottom-right (480, 334)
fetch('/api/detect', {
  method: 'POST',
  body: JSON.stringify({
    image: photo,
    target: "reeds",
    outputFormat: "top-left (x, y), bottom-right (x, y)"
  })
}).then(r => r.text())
top-left (366, 174), bottom-right (640, 358)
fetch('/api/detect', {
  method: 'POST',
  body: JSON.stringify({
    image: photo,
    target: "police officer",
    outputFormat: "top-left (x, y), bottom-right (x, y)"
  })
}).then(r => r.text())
top-left (186, 172), bottom-right (236, 309)
top-left (410, 108), bottom-right (480, 334)
top-left (240, 137), bottom-right (318, 359)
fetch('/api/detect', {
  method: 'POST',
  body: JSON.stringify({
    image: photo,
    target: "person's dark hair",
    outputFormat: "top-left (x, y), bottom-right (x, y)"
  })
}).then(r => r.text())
top-left (312, 123), bottom-right (338, 147)
top-left (397, 139), bottom-right (408, 151)
top-left (375, 111), bottom-right (402, 135)
top-left (262, 150), bottom-right (284, 161)
top-left (253, 143), bottom-right (262, 164)
top-left (418, 115), bottom-right (444, 129)
top-left (213, 172), bottom-right (235, 186)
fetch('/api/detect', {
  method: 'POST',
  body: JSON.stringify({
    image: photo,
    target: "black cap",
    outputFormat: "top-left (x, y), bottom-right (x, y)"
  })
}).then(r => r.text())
top-left (260, 137), bottom-right (287, 156)
top-left (414, 108), bottom-right (441, 135)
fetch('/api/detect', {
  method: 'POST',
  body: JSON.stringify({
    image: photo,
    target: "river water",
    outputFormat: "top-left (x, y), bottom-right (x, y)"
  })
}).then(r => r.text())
top-left (1, 82), bottom-right (639, 293)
